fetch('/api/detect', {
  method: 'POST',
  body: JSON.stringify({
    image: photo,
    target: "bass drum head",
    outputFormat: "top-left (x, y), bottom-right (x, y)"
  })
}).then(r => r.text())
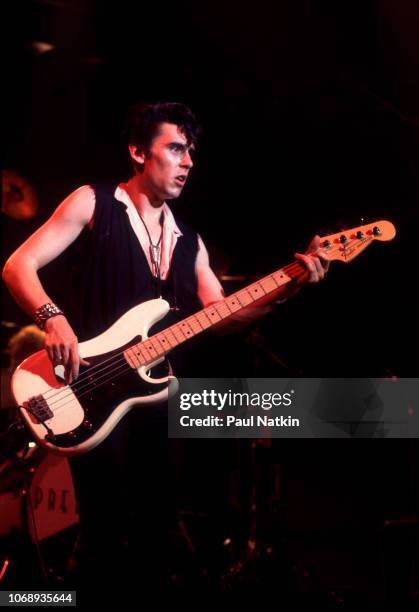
top-left (27, 453), bottom-right (79, 542)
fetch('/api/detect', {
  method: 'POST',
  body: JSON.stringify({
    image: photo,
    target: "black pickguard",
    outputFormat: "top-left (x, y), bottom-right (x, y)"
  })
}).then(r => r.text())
top-left (47, 337), bottom-right (169, 448)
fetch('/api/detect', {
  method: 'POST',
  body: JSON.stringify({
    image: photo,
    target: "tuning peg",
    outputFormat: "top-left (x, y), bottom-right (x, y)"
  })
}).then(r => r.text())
top-left (356, 231), bottom-right (365, 239)
top-left (339, 234), bottom-right (348, 244)
top-left (372, 226), bottom-right (381, 236)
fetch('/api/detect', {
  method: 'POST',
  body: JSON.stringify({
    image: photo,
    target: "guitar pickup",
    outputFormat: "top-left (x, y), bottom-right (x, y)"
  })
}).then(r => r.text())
top-left (25, 395), bottom-right (53, 422)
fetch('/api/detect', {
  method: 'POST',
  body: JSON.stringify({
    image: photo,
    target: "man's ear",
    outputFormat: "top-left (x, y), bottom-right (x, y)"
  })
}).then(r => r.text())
top-left (128, 144), bottom-right (146, 165)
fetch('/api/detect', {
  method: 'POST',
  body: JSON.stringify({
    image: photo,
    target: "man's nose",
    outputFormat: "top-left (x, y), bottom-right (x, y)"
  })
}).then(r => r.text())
top-left (180, 150), bottom-right (193, 169)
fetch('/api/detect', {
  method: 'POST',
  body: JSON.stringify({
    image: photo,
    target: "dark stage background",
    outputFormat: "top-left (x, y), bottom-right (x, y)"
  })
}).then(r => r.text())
top-left (3, 0), bottom-right (419, 378)
top-left (2, 0), bottom-right (418, 604)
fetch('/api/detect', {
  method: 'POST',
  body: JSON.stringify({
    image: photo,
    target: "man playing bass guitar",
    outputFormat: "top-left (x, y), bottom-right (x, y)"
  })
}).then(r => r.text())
top-left (2, 102), bottom-right (328, 595)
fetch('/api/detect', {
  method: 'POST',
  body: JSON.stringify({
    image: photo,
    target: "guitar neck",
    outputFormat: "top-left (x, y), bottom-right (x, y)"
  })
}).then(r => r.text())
top-left (124, 260), bottom-right (305, 368)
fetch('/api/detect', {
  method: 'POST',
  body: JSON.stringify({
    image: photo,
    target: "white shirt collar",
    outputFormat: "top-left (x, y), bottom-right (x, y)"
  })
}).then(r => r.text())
top-left (114, 183), bottom-right (183, 280)
top-left (114, 184), bottom-right (183, 236)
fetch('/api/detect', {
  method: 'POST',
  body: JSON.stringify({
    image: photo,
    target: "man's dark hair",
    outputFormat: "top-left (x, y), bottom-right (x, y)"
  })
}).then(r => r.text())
top-left (123, 102), bottom-right (201, 169)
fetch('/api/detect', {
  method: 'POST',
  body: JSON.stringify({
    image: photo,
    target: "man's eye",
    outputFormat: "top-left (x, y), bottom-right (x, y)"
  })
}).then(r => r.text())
top-left (169, 143), bottom-right (195, 157)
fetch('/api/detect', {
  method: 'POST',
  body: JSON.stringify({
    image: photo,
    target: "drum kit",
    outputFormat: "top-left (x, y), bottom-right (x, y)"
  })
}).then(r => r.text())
top-left (0, 365), bottom-right (79, 586)
top-left (1, 168), bottom-right (77, 580)
top-left (1, 348), bottom-right (78, 552)
top-left (0, 400), bottom-right (79, 585)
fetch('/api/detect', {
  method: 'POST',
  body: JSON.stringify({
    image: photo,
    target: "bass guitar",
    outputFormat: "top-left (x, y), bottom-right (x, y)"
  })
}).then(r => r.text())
top-left (12, 220), bottom-right (396, 456)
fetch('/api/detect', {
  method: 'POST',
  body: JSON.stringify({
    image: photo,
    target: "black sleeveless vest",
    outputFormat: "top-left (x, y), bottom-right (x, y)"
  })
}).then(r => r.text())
top-left (66, 184), bottom-right (201, 353)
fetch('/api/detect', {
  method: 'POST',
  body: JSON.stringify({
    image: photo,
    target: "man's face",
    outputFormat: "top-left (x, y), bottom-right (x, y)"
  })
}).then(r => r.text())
top-left (138, 122), bottom-right (194, 201)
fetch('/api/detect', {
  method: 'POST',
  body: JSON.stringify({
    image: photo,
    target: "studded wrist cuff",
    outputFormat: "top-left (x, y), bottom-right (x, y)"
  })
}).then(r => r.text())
top-left (34, 303), bottom-right (64, 330)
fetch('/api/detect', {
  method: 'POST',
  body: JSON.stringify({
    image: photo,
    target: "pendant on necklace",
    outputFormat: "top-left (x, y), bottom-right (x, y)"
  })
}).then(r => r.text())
top-left (150, 245), bottom-right (160, 262)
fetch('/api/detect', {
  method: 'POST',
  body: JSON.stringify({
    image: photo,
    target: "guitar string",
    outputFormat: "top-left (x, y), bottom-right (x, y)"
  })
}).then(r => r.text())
top-left (36, 254), bottom-right (338, 412)
top-left (37, 261), bottom-right (324, 412)
top-left (45, 360), bottom-right (141, 414)
top-left (37, 247), bottom-right (343, 410)
top-left (40, 241), bottom-right (327, 415)
top-left (40, 258), bottom-right (303, 401)
top-left (40, 262), bottom-right (309, 409)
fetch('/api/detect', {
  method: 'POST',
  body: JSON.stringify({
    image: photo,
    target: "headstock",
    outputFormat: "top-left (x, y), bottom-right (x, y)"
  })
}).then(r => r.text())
top-left (319, 220), bottom-right (396, 263)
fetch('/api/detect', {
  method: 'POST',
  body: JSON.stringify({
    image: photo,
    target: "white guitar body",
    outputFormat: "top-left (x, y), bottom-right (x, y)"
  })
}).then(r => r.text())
top-left (12, 298), bottom-right (177, 456)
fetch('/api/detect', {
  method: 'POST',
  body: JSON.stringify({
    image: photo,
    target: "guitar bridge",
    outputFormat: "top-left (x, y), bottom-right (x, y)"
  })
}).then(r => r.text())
top-left (25, 394), bottom-right (53, 423)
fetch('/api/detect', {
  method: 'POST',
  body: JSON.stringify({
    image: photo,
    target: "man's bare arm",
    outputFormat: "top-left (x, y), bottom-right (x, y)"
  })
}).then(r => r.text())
top-left (195, 235), bottom-right (330, 332)
top-left (2, 185), bottom-right (95, 381)
top-left (195, 236), bottom-right (280, 331)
